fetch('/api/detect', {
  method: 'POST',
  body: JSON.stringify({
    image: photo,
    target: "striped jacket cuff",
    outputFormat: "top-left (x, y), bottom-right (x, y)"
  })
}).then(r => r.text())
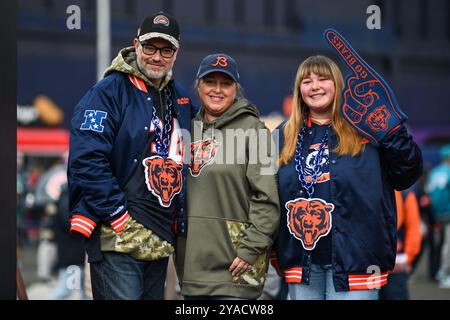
top-left (109, 211), bottom-right (130, 233)
top-left (348, 272), bottom-right (389, 290)
top-left (70, 215), bottom-right (97, 238)
top-left (284, 267), bottom-right (303, 283)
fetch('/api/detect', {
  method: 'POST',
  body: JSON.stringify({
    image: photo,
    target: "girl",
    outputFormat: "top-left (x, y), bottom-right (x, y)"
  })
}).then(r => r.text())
top-left (272, 55), bottom-right (422, 300)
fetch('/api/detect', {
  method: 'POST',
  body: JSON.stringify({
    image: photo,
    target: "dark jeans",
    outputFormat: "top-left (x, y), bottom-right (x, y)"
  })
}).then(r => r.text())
top-left (90, 251), bottom-right (169, 300)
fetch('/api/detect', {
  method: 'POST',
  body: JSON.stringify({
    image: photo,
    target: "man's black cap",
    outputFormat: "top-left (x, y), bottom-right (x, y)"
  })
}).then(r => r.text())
top-left (137, 12), bottom-right (180, 48)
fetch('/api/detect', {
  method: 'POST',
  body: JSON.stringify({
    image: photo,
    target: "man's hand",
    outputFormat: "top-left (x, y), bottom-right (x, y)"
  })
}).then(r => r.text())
top-left (323, 28), bottom-right (407, 146)
top-left (229, 257), bottom-right (252, 277)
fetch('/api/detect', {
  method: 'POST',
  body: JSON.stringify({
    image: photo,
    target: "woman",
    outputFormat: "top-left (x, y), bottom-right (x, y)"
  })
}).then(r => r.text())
top-left (175, 53), bottom-right (280, 300)
top-left (272, 55), bottom-right (422, 300)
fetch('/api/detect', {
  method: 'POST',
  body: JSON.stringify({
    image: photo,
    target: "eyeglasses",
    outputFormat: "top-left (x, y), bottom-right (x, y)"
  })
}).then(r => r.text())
top-left (139, 41), bottom-right (176, 58)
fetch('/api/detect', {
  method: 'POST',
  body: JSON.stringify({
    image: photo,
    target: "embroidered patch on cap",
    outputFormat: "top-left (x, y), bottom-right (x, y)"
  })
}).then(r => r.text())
top-left (211, 56), bottom-right (228, 67)
top-left (153, 15), bottom-right (169, 26)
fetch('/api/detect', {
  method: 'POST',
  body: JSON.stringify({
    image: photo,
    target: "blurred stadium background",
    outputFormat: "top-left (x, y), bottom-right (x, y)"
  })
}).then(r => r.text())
top-left (16, 0), bottom-right (450, 300)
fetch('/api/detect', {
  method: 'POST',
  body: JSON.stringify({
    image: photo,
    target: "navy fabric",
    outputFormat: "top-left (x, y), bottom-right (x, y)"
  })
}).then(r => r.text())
top-left (283, 122), bottom-right (333, 265)
top-left (274, 121), bottom-right (422, 291)
top-left (379, 273), bottom-right (410, 300)
top-left (196, 53), bottom-right (240, 82)
top-left (324, 29), bottom-right (407, 146)
top-left (68, 72), bottom-right (197, 236)
top-left (123, 110), bottom-right (177, 245)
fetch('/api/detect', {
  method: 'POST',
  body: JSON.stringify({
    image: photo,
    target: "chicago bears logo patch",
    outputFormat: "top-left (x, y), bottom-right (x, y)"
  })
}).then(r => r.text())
top-left (189, 138), bottom-right (220, 177)
top-left (365, 105), bottom-right (390, 131)
top-left (177, 97), bottom-right (190, 105)
top-left (285, 197), bottom-right (334, 251)
top-left (211, 56), bottom-right (228, 67)
top-left (143, 155), bottom-right (182, 207)
top-left (80, 110), bottom-right (107, 132)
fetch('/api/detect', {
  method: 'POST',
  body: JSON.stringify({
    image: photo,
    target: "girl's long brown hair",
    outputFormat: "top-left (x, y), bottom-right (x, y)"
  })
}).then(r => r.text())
top-left (278, 55), bottom-right (365, 166)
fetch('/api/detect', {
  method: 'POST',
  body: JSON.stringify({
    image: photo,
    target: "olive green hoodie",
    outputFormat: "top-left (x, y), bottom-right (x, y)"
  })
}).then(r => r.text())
top-left (176, 98), bottom-right (280, 299)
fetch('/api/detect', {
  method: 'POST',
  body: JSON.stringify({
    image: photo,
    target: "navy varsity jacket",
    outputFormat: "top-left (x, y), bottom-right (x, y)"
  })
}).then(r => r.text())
top-left (272, 120), bottom-right (423, 292)
top-left (68, 71), bottom-right (197, 242)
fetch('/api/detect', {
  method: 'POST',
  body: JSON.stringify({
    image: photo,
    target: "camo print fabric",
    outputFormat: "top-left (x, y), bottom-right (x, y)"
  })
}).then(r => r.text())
top-left (100, 216), bottom-right (174, 261)
top-left (226, 221), bottom-right (267, 286)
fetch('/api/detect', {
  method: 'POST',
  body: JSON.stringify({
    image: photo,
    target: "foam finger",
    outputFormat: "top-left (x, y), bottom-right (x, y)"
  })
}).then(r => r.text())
top-left (323, 28), bottom-right (374, 81)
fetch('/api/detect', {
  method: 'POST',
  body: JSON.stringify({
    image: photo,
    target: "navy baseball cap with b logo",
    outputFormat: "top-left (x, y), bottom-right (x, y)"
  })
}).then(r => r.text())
top-left (196, 53), bottom-right (240, 82)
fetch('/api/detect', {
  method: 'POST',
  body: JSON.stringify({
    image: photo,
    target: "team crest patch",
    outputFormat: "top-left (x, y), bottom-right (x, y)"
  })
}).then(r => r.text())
top-left (285, 197), bottom-right (334, 251)
top-left (211, 56), bottom-right (228, 67)
top-left (189, 138), bottom-right (220, 177)
top-left (80, 110), bottom-right (107, 132)
top-left (143, 155), bottom-right (182, 207)
top-left (153, 15), bottom-right (169, 26)
top-left (177, 97), bottom-right (190, 105)
top-left (365, 105), bottom-right (390, 131)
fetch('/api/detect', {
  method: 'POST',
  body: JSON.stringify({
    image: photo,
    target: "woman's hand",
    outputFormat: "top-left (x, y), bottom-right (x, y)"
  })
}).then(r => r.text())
top-left (229, 257), bottom-right (252, 277)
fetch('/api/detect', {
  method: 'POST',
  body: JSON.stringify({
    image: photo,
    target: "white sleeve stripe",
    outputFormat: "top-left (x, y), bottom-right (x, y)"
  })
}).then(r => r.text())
top-left (285, 271), bottom-right (302, 275)
top-left (71, 223), bottom-right (92, 234)
top-left (71, 218), bottom-right (95, 230)
top-left (111, 212), bottom-right (129, 227)
top-left (349, 279), bottom-right (388, 286)
top-left (349, 274), bottom-right (389, 282)
top-left (112, 217), bottom-right (129, 230)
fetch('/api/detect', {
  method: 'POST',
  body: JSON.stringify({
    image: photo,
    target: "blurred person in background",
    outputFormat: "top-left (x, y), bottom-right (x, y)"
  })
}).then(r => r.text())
top-left (425, 144), bottom-right (450, 289)
top-left (380, 190), bottom-right (422, 300)
top-left (175, 53), bottom-right (280, 300)
top-left (17, 151), bottom-right (27, 249)
top-left (34, 156), bottom-right (67, 283)
top-left (49, 185), bottom-right (88, 300)
top-left (406, 168), bottom-right (439, 280)
top-left (68, 12), bottom-right (197, 300)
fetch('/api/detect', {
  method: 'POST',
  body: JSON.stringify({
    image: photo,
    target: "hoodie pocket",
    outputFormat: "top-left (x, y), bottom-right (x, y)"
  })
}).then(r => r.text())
top-left (226, 220), bottom-right (267, 286)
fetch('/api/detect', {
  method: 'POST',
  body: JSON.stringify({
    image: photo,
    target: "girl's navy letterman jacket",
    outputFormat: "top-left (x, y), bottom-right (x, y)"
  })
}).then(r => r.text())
top-left (272, 119), bottom-right (422, 291)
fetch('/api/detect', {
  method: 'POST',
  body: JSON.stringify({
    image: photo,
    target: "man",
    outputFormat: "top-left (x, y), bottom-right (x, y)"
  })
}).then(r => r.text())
top-left (68, 12), bottom-right (197, 299)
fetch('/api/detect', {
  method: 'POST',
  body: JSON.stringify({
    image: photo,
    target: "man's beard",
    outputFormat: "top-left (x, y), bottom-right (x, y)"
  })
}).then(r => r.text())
top-left (137, 61), bottom-right (170, 83)
top-left (142, 67), bottom-right (169, 81)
